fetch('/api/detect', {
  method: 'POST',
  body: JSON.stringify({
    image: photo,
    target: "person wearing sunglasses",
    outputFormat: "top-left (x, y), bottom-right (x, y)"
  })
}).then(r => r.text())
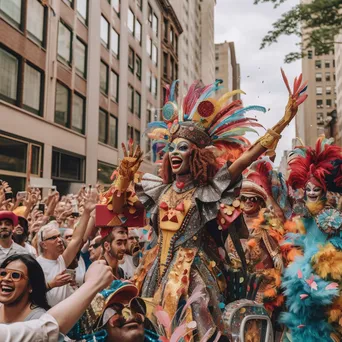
top-left (0, 254), bottom-right (49, 323)
top-left (89, 235), bottom-right (103, 263)
top-left (0, 211), bottom-right (27, 265)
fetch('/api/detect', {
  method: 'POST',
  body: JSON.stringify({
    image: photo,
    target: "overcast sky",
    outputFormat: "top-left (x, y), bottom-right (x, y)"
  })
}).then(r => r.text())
top-left (214, 0), bottom-right (301, 165)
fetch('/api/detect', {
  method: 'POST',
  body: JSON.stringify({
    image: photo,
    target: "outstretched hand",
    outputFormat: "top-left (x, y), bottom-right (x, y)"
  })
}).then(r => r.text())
top-left (120, 139), bottom-right (143, 176)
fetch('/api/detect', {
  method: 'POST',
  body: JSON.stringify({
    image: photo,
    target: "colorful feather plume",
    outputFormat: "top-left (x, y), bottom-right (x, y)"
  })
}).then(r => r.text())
top-left (288, 135), bottom-right (342, 191)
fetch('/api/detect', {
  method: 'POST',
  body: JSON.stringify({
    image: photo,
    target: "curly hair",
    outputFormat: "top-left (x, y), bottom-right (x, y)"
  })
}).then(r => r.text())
top-left (161, 146), bottom-right (219, 185)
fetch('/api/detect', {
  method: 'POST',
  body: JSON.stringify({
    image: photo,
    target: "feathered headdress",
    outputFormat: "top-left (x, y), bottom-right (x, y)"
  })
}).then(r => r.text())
top-left (146, 79), bottom-right (264, 162)
top-left (287, 135), bottom-right (342, 192)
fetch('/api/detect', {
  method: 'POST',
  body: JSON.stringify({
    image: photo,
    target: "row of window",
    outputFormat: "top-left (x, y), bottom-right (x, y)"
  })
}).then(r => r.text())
top-left (128, 47), bottom-right (142, 79)
top-left (128, 9), bottom-right (142, 44)
top-left (315, 72), bottom-right (336, 83)
top-left (128, 85), bottom-right (141, 117)
top-left (148, 3), bottom-right (159, 37)
top-left (100, 61), bottom-right (119, 102)
top-left (98, 109), bottom-right (118, 148)
top-left (147, 37), bottom-right (158, 65)
top-left (316, 86), bottom-right (336, 96)
top-left (100, 16), bottom-right (120, 57)
top-left (163, 18), bottom-right (178, 51)
top-left (316, 99), bottom-right (334, 109)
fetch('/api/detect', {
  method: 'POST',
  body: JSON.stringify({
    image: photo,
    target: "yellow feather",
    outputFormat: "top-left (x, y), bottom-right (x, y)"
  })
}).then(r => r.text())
top-left (217, 89), bottom-right (246, 108)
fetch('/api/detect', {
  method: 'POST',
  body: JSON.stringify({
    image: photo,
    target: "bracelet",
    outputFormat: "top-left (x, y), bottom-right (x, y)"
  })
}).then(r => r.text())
top-left (256, 129), bottom-right (281, 152)
top-left (46, 282), bottom-right (51, 291)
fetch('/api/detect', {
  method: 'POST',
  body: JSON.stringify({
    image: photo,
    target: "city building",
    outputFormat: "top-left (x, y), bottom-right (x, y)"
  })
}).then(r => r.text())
top-left (215, 41), bottom-right (241, 98)
top-left (169, 0), bottom-right (216, 95)
top-left (0, 0), bottom-right (168, 194)
top-left (335, 31), bottom-right (342, 146)
top-left (159, 0), bottom-right (182, 108)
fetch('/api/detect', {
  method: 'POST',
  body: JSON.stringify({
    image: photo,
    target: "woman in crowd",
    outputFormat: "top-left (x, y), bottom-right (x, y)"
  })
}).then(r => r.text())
top-left (0, 254), bottom-right (50, 323)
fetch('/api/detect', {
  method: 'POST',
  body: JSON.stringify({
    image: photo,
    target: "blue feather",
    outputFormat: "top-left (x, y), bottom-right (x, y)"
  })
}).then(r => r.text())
top-left (147, 121), bottom-right (168, 129)
top-left (169, 80), bottom-right (179, 102)
top-left (329, 237), bottom-right (342, 250)
top-left (209, 105), bottom-right (266, 134)
top-left (299, 85), bottom-right (308, 94)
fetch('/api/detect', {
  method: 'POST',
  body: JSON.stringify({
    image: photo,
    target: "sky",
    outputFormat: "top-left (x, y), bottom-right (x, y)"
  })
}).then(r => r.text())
top-left (214, 0), bottom-right (301, 165)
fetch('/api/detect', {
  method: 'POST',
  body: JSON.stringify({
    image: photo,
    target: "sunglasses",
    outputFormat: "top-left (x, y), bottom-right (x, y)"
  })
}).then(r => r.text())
top-left (241, 195), bottom-right (259, 203)
top-left (90, 242), bottom-right (101, 249)
top-left (43, 234), bottom-right (61, 242)
top-left (0, 268), bottom-right (28, 282)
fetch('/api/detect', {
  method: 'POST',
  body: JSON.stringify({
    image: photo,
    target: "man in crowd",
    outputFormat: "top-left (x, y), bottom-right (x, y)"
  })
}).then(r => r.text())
top-left (120, 228), bottom-right (140, 279)
top-left (37, 191), bottom-right (96, 306)
top-left (0, 211), bottom-right (28, 264)
top-left (101, 227), bottom-right (128, 279)
top-left (89, 235), bottom-right (102, 262)
top-left (13, 215), bottom-right (37, 256)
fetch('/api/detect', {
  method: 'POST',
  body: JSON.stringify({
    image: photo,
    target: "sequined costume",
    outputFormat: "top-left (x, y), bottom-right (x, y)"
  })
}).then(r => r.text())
top-left (111, 73), bottom-right (307, 340)
top-left (281, 136), bottom-right (342, 342)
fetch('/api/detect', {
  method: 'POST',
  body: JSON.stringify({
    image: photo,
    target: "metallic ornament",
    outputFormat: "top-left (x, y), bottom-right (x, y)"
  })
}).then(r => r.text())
top-left (197, 100), bottom-right (215, 118)
top-left (162, 101), bottom-right (178, 123)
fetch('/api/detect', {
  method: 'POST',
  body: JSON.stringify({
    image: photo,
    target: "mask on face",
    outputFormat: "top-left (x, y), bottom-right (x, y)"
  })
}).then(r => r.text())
top-left (305, 181), bottom-right (324, 203)
top-left (168, 138), bottom-right (193, 175)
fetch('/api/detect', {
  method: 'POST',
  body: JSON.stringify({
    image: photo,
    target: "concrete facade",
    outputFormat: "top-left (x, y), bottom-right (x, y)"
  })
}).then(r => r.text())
top-left (335, 32), bottom-right (342, 147)
top-left (0, 0), bottom-right (167, 194)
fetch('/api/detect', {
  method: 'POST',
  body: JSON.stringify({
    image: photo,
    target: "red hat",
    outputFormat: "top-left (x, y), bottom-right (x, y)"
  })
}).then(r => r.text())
top-left (0, 211), bottom-right (18, 226)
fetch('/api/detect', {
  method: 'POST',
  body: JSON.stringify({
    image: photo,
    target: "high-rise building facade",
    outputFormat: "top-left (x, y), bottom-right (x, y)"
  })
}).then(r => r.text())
top-left (335, 32), bottom-right (342, 147)
top-left (215, 41), bottom-right (240, 99)
top-left (0, 0), bottom-right (167, 194)
top-left (168, 0), bottom-right (216, 95)
top-left (299, 48), bottom-right (337, 147)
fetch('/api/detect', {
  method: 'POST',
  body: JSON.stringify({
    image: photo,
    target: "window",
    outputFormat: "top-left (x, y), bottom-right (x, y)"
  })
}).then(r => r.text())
top-left (136, 0), bottom-right (142, 9)
top-left (316, 99), bottom-right (323, 109)
top-left (0, 47), bottom-right (19, 103)
top-left (128, 85), bottom-right (134, 112)
top-left (317, 113), bottom-right (324, 125)
top-left (315, 72), bottom-right (322, 82)
top-left (307, 50), bottom-right (313, 59)
top-left (146, 70), bottom-right (152, 91)
top-left (146, 37), bottom-right (152, 56)
top-left (100, 16), bottom-right (109, 47)
top-left (112, 0), bottom-right (120, 14)
top-left (326, 99), bottom-right (332, 108)
top-left (325, 60), bottom-right (330, 68)
top-left (100, 61), bottom-right (109, 94)
top-left (135, 19), bottom-right (142, 43)
top-left (163, 19), bottom-right (168, 41)
top-left (23, 63), bottom-right (42, 115)
top-left (152, 43), bottom-right (158, 65)
top-left (75, 38), bottom-right (87, 78)
top-left (135, 91), bottom-right (141, 117)
top-left (163, 52), bottom-right (168, 76)
top-left (326, 86), bottom-right (332, 95)
top-left (55, 82), bottom-right (70, 127)
top-left (127, 125), bottom-right (133, 140)
top-left (148, 4), bottom-right (152, 25)
top-left (128, 8), bottom-right (135, 34)
top-left (58, 22), bottom-right (72, 64)
top-left (77, 0), bottom-right (88, 22)
top-left (27, 0), bottom-right (45, 45)
top-left (325, 72), bottom-right (331, 82)
top-left (170, 28), bottom-right (174, 46)
top-left (99, 110), bottom-right (107, 143)
top-left (0, 134), bottom-right (42, 193)
top-left (136, 55), bottom-right (141, 79)
top-left (97, 161), bottom-right (117, 186)
top-left (52, 149), bottom-right (85, 182)
top-left (152, 13), bottom-right (158, 36)
top-left (108, 115), bottom-right (118, 148)
top-left (134, 129), bottom-right (140, 145)
top-left (316, 86), bottom-right (322, 95)
top-left (152, 76), bottom-right (157, 98)
top-left (315, 60), bottom-right (321, 69)
top-left (171, 58), bottom-right (175, 80)
top-left (72, 93), bottom-right (85, 134)
top-left (128, 47), bottom-right (135, 72)
top-left (0, 0), bottom-right (22, 28)
top-left (111, 70), bottom-right (119, 102)
top-left (111, 28), bottom-right (119, 57)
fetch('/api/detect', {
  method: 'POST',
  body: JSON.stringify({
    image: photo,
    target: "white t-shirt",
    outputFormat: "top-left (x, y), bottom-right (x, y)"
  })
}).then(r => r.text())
top-left (24, 243), bottom-right (38, 257)
top-left (37, 255), bottom-right (74, 307)
top-left (120, 254), bottom-right (136, 279)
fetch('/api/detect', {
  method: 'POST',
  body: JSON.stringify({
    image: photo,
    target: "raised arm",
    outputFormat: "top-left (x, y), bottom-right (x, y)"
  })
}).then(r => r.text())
top-left (228, 70), bottom-right (307, 184)
top-left (62, 190), bottom-right (97, 267)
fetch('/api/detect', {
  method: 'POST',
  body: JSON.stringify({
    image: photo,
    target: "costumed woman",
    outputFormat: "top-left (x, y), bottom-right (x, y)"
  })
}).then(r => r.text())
top-left (110, 71), bottom-right (307, 340)
top-left (280, 136), bottom-right (342, 342)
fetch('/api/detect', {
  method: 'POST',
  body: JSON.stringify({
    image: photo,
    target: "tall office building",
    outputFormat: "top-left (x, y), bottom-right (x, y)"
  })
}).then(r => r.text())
top-left (335, 31), bottom-right (342, 146)
top-left (0, 0), bottom-right (170, 194)
top-left (169, 0), bottom-right (216, 95)
top-left (215, 41), bottom-right (241, 98)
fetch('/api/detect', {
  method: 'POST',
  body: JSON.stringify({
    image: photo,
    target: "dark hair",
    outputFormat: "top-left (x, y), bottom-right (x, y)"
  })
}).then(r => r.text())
top-left (101, 227), bottom-right (128, 248)
top-left (1, 254), bottom-right (50, 311)
top-left (17, 217), bottom-right (29, 236)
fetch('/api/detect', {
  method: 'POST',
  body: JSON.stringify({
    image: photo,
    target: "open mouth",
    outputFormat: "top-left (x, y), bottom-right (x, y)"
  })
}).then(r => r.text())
top-left (1, 285), bottom-right (14, 294)
top-left (171, 156), bottom-right (183, 169)
top-left (307, 195), bottom-right (319, 202)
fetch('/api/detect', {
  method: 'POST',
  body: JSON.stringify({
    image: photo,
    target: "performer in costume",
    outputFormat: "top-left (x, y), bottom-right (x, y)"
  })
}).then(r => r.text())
top-left (281, 136), bottom-right (342, 342)
top-left (109, 71), bottom-right (307, 340)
